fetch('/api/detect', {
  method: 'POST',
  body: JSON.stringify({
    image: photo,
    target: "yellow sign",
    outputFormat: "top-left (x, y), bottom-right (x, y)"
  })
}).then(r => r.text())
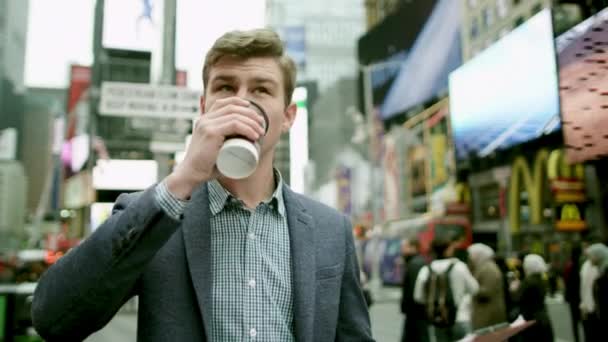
top-left (556, 203), bottom-right (586, 231)
top-left (508, 149), bottom-right (549, 233)
top-left (430, 134), bottom-right (448, 187)
top-left (561, 204), bottom-right (581, 221)
top-left (509, 148), bottom-right (587, 234)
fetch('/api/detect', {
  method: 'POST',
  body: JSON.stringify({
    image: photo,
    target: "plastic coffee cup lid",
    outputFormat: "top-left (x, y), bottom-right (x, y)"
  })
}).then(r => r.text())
top-left (216, 138), bottom-right (259, 179)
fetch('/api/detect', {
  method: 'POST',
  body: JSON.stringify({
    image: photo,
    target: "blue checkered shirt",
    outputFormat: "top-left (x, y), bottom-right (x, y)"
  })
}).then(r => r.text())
top-left (155, 174), bottom-right (295, 341)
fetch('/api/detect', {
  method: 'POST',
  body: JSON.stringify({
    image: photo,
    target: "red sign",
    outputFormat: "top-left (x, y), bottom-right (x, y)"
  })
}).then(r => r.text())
top-left (66, 65), bottom-right (91, 139)
top-left (67, 65), bottom-right (91, 114)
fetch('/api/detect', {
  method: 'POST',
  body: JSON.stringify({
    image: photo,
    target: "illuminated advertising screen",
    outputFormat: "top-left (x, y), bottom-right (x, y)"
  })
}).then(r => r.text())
top-left (449, 9), bottom-right (560, 161)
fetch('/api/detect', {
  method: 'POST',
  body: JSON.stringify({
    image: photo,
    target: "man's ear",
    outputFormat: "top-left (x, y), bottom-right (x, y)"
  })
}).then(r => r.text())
top-left (281, 102), bottom-right (298, 133)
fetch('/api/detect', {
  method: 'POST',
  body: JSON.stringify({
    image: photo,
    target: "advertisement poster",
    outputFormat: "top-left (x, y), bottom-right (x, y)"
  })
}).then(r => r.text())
top-left (556, 8), bottom-right (608, 163)
top-left (383, 134), bottom-right (400, 220)
top-left (103, 0), bottom-right (162, 52)
top-left (66, 65), bottom-right (91, 139)
top-left (426, 104), bottom-right (451, 191)
top-left (408, 145), bottom-right (428, 199)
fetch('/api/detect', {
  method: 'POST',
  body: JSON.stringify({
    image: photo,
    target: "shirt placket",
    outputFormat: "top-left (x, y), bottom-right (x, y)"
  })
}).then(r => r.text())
top-left (242, 205), bottom-right (263, 341)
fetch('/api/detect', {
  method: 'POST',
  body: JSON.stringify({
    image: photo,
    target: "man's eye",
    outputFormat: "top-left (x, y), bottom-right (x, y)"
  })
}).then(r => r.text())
top-left (218, 85), bottom-right (234, 92)
top-left (254, 87), bottom-right (269, 94)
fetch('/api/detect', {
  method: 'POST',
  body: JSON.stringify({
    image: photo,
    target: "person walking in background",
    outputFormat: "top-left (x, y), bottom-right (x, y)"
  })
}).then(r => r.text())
top-left (414, 238), bottom-right (478, 341)
top-left (467, 243), bottom-right (507, 331)
top-left (580, 244), bottom-right (600, 341)
top-left (495, 254), bottom-right (515, 322)
top-left (564, 243), bottom-right (583, 342)
top-left (517, 254), bottom-right (554, 342)
top-left (587, 243), bottom-right (608, 328)
top-left (400, 238), bottom-right (429, 342)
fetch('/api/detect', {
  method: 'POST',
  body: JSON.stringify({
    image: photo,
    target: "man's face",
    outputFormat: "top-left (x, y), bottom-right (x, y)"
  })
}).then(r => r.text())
top-left (401, 240), bottom-right (417, 256)
top-left (201, 56), bottom-right (297, 160)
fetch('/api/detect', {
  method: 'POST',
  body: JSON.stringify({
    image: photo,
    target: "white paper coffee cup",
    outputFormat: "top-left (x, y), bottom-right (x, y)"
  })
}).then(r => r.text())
top-left (216, 100), bottom-right (268, 179)
top-left (216, 138), bottom-right (260, 179)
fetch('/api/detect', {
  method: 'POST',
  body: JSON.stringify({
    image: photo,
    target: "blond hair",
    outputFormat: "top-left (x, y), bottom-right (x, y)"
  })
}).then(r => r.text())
top-left (202, 29), bottom-right (297, 106)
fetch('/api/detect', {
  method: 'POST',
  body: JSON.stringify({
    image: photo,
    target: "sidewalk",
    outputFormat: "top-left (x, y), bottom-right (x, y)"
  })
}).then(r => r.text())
top-left (83, 287), bottom-right (576, 341)
top-left (369, 287), bottom-right (576, 342)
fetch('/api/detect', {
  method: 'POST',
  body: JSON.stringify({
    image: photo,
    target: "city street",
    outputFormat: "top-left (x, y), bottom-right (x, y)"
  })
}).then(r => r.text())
top-left (84, 288), bottom-right (577, 342)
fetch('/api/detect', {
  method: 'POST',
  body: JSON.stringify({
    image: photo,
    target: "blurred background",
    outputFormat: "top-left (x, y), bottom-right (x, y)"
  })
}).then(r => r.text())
top-left (1, 0), bottom-right (608, 341)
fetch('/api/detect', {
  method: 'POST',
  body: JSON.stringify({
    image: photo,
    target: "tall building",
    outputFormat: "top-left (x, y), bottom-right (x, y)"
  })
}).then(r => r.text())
top-left (266, 0), bottom-right (365, 188)
top-left (23, 87), bottom-right (66, 213)
top-left (0, 0), bottom-right (29, 158)
top-left (309, 78), bottom-right (361, 188)
top-left (0, 0), bottom-right (28, 94)
top-left (0, 160), bottom-right (27, 249)
top-left (266, 0), bottom-right (366, 92)
top-left (460, 0), bottom-right (553, 61)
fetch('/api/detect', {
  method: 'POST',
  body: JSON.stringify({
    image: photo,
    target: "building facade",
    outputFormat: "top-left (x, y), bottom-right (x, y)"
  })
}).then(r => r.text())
top-left (266, 0), bottom-right (366, 92)
top-left (0, 0), bottom-right (29, 95)
top-left (460, 0), bottom-right (553, 61)
top-left (266, 0), bottom-right (365, 188)
top-left (0, 0), bottom-right (29, 157)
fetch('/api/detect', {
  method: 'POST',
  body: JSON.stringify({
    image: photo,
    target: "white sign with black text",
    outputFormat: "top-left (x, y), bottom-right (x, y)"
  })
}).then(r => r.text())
top-left (99, 81), bottom-right (200, 119)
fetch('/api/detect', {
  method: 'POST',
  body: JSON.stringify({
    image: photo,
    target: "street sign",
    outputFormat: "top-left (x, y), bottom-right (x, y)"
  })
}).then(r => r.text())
top-left (99, 81), bottom-right (200, 119)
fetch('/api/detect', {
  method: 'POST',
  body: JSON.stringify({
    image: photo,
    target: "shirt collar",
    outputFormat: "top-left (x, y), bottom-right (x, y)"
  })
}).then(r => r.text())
top-left (208, 169), bottom-right (285, 217)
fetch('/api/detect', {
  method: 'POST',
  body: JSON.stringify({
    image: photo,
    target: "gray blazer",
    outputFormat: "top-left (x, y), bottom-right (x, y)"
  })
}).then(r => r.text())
top-left (31, 184), bottom-right (374, 341)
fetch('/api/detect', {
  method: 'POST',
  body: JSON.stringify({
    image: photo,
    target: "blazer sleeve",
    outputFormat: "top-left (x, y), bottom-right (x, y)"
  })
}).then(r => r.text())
top-left (31, 185), bottom-right (182, 341)
top-left (335, 215), bottom-right (375, 342)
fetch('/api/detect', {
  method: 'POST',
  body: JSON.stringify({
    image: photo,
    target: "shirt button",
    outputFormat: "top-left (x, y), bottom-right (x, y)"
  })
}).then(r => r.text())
top-left (248, 279), bottom-right (256, 288)
top-left (249, 328), bottom-right (257, 337)
top-left (248, 233), bottom-right (256, 240)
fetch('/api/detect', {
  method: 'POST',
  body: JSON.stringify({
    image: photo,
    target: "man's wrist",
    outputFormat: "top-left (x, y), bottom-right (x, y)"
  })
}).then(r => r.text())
top-left (155, 180), bottom-right (188, 220)
top-left (165, 170), bottom-right (203, 200)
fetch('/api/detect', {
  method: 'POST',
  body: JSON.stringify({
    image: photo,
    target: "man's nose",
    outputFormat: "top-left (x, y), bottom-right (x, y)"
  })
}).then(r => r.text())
top-left (236, 88), bottom-right (249, 99)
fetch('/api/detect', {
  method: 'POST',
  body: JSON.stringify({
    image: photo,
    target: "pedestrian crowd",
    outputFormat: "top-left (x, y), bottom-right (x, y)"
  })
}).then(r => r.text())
top-left (398, 236), bottom-right (608, 341)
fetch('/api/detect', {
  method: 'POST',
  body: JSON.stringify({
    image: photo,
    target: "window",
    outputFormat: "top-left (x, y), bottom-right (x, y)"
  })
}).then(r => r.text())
top-left (497, 0), bottom-right (508, 18)
top-left (482, 7), bottom-right (495, 28)
top-left (470, 17), bottom-right (479, 39)
top-left (434, 224), bottom-right (466, 242)
top-left (477, 183), bottom-right (501, 221)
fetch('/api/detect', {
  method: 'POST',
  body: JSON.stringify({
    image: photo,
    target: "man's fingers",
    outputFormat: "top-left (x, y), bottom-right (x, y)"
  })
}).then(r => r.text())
top-left (206, 97), bottom-right (250, 113)
top-left (205, 100), bottom-right (266, 129)
top-left (203, 105), bottom-right (265, 134)
top-left (197, 114), bottom-right (261, 142)
top-left (207, 114), bottom-right (265, 136)
top-left (214, 120), bottom-right (260, 142)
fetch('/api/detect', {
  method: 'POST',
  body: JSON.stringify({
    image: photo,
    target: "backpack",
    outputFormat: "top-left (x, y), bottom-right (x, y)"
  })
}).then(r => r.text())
top-left (424, 262), bottom-right (457, 328)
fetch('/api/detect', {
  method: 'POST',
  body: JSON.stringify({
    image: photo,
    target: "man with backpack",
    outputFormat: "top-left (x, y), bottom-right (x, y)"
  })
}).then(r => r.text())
top-left (414, 237), bottom-right (479, 341)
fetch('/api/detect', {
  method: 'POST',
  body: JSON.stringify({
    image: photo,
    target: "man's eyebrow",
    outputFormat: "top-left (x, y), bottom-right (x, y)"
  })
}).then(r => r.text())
top-left (210, 75), bottom-right (237, 83)
top-left (251, 77), bottom-right (279, 86)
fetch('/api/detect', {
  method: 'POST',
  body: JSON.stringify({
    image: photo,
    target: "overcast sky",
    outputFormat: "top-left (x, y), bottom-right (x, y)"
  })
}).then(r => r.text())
top-left (24, 0), bottom-right (266, 90)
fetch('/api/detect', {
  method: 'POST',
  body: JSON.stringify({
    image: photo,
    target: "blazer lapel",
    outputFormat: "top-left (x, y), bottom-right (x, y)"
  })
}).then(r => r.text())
top-left (181, 183), bottom-right (213, 339)
top-left (283, 186), bottom-right (316, 342)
